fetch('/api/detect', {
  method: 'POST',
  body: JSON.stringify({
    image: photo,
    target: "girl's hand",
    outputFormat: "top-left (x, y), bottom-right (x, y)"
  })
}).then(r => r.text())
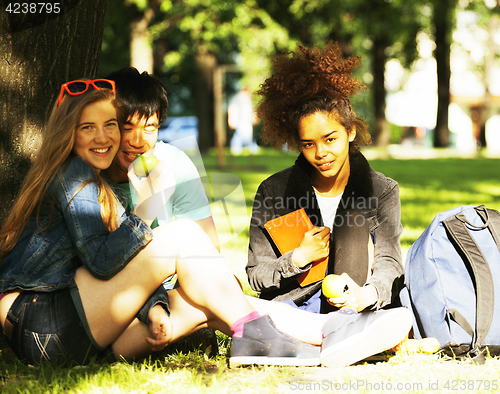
top-left (326, 273), bottom-right (378, 312)
top-left (145, 304), bottom-right (173, 352)
top-left (292, 226), bottom-right (330, 268)
top-left (128, 160), bottom-right (176, 225)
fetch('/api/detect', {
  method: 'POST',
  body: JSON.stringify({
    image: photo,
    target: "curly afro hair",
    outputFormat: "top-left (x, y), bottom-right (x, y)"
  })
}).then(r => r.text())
top-left (256, 41), bottom-right (371, 152)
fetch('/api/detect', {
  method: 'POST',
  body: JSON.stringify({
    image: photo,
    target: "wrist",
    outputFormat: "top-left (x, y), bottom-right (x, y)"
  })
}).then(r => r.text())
top-left (292, 249), bottom-right (308, 268)
top-left (363, 284), bottom-right (379, 307)
top-left (134, 204), bottom-right (156, 227)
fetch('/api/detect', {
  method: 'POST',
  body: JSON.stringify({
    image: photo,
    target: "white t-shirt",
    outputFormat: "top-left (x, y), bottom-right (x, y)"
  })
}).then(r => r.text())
top-left (114, 140), bottom-right (212, 227)
top-left (314, 192), bottom-right (343, 231)
top-left (109, 141), bottom-right (212, 290)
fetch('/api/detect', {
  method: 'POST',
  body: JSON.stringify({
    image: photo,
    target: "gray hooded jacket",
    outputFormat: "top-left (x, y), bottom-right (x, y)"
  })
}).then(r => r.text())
top-left (246, 151), bottom-right (404, 311)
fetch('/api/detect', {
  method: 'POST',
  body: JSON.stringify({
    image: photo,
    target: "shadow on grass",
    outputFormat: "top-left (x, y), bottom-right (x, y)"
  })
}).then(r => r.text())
top-left (3, 150), bottom-right (500, 391)
top-left (0, 340), bottom-right (229, 393)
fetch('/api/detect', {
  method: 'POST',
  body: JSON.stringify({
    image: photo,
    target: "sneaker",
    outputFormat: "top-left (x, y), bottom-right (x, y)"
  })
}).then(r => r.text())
top-left (162, 327), bottom-right (219, 358)
top-left (229, 315), bottom-right (320, 367)
top-left (320, 307), bottom-right (412, 368)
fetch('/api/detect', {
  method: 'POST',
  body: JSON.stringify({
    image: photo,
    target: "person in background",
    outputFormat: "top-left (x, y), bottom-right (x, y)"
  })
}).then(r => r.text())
top-left (228, 86), bottom-right (259, 155)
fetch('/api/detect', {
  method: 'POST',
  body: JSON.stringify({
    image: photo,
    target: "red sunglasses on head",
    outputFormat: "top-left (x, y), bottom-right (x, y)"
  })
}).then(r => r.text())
top-left (57, 79), bottom-right (116, 107)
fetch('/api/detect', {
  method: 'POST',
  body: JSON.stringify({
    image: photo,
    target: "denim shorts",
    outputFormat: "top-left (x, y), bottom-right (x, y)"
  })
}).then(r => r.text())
top-left (6, 283), bottom-right (113, 365)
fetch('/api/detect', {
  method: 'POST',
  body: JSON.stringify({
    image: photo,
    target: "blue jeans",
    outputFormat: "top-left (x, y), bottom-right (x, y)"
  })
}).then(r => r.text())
top-left (5, 283), bottom-right (112, 365)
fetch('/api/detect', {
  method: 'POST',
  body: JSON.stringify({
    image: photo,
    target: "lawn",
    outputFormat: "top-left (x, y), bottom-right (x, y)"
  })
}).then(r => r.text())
top-left (202, 147), bottom-right (500, 285)
top-left (2, 147), bottom-right (500, 393)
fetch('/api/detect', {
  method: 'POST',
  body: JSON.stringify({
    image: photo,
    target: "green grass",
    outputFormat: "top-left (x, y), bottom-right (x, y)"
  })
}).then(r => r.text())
top-left (204, 148), bottom-right (500, 279)
top-left (368, 155), bottom-right (500, 254)
top-left (3, 147), bottom-right (500, 393)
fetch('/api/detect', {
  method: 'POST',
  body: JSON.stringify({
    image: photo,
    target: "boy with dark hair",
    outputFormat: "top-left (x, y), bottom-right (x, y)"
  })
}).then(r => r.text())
top-left (104, 67), bottom-right (219, 250)
top-left (103, 67), bottom-right (219, 357)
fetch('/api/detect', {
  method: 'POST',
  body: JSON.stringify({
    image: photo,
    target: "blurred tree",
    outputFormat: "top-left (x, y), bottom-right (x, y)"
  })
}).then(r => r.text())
top-left (255, 0), bottom-right (423, 147)
top-left (480, 1), bottom-right (500, 148)
top-left (130, 0), bottom-right (161, 73)
top-left (155, 1), bottom-right (292, 153)
top-left (461, 0), bottom-right (500, 148)
top-left (101, 0), bottom-right (471, 150)
top-left (346, 0), bottom-right (422, 147)
top-left (431, 0), bottom-right (457, 147)
top-left (100, 0), bottom-right (132, 77)
top-left (101, 0), bottom-right (162, 74)
top-left (0, 1), bottom-right (108, 225)
top-left (100, 0), bottom-right (291, 155)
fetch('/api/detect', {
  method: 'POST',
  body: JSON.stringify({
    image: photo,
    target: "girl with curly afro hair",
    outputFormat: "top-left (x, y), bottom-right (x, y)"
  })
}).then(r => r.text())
top-left (246, 41), bottom-right (404, 315)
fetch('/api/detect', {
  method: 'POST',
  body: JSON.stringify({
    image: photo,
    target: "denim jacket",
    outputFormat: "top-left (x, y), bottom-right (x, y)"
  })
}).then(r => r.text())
top-left (0, 157), bottom-right (168, 325)
top-left (246, 151), bottom-right (404, 310)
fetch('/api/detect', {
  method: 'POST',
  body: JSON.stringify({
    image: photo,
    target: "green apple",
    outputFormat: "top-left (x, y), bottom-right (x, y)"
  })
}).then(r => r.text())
top-left (322, 274), bottom-right (348, 298)
top-left (133, 154), bottom-right (159, 177)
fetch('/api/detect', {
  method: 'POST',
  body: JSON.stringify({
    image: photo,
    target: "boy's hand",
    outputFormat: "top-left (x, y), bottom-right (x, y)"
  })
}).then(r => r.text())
top-left (128, 160), bottom-right (176, 224)
top-left (145, 304), bottom-right (173, 352)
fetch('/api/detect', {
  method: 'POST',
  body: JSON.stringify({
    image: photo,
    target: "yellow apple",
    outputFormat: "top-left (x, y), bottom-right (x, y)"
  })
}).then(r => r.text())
top-left (419, 337), bottom-right (440, 354)
top-left (322, 274), bottom-right (348, 299)
top-left (394, 337), bottom-right (440, 354)
top-left (133, 154), bottom-right (159, 177)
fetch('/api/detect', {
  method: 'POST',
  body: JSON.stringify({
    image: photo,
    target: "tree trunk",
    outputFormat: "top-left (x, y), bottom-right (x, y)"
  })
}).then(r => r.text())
top-left (433, 0), bottom-right (453, 148)
top-left (130, 6), bottom-right (154, 73)
top-left (153, 38), bottom-right (168, 77)
top-left (0, 1), bottom-right (108, 225)
top-left (372, 37), bottom-right (390, 147)
top-left (479, 10), bottom-right (499, 147)
top-left (194, 46), bottom-right (217, 153)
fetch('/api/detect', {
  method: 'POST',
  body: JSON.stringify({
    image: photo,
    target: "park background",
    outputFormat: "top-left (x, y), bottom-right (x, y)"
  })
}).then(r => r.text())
top-left (3, 1), bottom-right (500, 393)
top-left (4, 0), bottom-right (500, 217)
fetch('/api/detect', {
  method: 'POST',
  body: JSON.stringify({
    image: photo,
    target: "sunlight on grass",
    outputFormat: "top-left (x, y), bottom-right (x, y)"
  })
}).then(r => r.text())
top-left (3, 148), bottom-right (500, 393)
top-left (209, 149), bottom-right (500, 278)
top-left (370, 156), bottom-right (500, 258)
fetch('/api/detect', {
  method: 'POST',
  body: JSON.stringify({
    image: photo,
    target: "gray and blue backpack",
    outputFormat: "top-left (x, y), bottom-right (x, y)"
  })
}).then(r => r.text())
top-left (400, 205), bottom-right (500, 362)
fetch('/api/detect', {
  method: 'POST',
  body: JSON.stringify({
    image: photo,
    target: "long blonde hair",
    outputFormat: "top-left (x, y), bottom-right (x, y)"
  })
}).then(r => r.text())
top-left (0, 88), bottom-right (122, 260)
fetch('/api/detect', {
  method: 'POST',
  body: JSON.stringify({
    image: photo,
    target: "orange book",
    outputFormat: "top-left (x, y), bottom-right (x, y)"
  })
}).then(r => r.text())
top-left (264, 208), bottom-right (329, 287)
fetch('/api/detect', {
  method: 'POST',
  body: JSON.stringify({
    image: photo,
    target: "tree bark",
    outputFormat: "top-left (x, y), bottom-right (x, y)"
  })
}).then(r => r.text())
top-left (0, 0), bottom-right (108, 225)
top-left (372, 37), bottom-right (390, 147)
top-left (433, 0), bottom-right (453, 148)
top-left (194, 46), bottom-right (216, 154)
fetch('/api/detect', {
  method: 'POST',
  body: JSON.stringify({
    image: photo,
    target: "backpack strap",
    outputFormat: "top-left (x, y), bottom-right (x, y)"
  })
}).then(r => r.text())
top-left (448, 308), bottom-right (474, 338)
top-left (476, 206), bottom-right (500, 254)
top-left (443, 209), bottom-right (495, 360)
